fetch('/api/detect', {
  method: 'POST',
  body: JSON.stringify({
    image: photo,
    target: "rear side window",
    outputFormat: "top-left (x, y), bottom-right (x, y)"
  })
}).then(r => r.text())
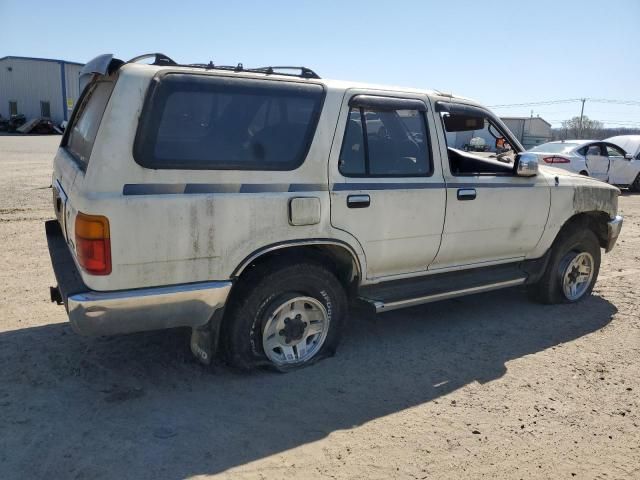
top-left (339, 105), bottom-right (431, 177)
top-left (65, 81), bottom-right (115, 168)
top-left (134, 74), bottom-right (325, 170)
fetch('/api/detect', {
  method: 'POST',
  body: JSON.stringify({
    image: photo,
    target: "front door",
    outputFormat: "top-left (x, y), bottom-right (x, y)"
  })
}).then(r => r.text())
top-left (605, 142), bottom-right (636, 185)
top-left (585, 143), bottom-right (610, 182)
top-left (329, 92), bottom-right (446, 279)
top-left (429, 102), bottom-right (550, 269)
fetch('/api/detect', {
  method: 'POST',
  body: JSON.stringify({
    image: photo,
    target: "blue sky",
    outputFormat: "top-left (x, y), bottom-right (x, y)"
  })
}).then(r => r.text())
top-left (2, 0), bottom-right (639, 127)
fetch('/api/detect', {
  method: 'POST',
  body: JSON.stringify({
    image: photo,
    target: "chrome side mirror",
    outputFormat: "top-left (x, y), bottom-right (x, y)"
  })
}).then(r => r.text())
top-left (516, 152), bottom-right (538, 177)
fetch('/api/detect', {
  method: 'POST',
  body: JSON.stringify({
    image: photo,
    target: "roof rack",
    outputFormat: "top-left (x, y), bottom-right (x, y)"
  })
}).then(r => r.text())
top-left (125, 53), bottom-right (320, 79)
top-left (127, 53), bottom-right (177, 66)
top-left (253, 66), bottom-right (320, 79)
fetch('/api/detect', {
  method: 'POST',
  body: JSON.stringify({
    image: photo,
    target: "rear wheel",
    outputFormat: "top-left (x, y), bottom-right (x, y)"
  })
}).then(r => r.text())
top-left (223, 260), bottom-right (347, 371)
top-left (630, 173), bottom-right (640, 193)
top-left (528, 227), bottom-right (601, 304)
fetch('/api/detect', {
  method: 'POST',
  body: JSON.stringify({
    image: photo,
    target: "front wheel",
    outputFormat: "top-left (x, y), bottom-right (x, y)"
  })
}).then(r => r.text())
top-left (528, 228), bottom-right (601, 304)
top-left (223, 260), bottom-right (347, 371)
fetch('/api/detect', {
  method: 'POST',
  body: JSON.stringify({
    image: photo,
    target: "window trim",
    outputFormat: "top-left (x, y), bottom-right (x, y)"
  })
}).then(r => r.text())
top-left (338, 97), bottom-right (434, 179)
top-left (133, 72), bottom-right (327, 171)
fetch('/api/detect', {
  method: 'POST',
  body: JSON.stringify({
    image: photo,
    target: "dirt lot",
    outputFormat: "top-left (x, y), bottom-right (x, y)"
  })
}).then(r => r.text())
top-left (0, 135), bottom-right (638, 479)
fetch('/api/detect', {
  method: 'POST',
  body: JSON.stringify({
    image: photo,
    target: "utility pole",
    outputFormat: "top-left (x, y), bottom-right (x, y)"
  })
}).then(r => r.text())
top-left (578, 98), bottom-right (586, 139)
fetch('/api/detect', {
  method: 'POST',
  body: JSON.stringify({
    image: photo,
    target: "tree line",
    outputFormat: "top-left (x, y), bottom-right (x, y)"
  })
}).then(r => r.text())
top-left (552, 116), bottom-right (640, 140)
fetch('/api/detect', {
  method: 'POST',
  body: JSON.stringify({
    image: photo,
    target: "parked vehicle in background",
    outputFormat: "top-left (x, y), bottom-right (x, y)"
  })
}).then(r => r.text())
top-left (46, 53), bottom-right (623, 372)
top-left (529, 140), bottom-right (637, 189)
top-left (605, 135), bottom-right (640, 191)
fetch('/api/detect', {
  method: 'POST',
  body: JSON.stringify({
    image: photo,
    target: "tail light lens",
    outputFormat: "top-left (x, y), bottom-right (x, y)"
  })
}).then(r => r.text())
top-left (75, 212), bottom-right (111, 275)
top-left (543, 156), bottom-right (570, 164)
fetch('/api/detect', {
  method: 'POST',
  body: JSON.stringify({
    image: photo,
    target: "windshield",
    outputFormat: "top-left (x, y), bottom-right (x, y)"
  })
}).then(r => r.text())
top-left (530, 143), bottom-right (579, 154)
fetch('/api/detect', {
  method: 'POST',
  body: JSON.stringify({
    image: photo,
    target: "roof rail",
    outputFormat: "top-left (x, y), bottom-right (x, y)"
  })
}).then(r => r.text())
top-left (252, 66), bottom-right (320, 79)
top-left (123, 54), bottom-right (321, 79)
top-left (127, 53), bottom-right (177, 66)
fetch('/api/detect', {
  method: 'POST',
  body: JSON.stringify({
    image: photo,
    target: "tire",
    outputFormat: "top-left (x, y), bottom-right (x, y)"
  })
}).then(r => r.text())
top-left (222, 260), bottom-right (347, 372)
top-left (630, 173), bottom-right (640, 193)
top-left (528, 227), bottom-right (601, 304)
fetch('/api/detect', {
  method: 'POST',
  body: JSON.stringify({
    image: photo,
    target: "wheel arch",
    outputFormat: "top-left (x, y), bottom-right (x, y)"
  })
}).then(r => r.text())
top-left (231, 240), bottom-right (362, 293)
top-left (557, 211), bottom-right (610, 249)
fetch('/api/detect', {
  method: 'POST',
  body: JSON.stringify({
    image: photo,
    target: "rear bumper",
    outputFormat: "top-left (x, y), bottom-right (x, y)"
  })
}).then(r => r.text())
top-left (606, 215), bottom-right (623, 252)
top-left (46, 220), bottom-right (231, 336)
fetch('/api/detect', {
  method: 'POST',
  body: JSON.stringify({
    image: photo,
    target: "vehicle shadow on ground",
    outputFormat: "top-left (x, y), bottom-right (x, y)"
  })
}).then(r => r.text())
top-left (0, 288), bottom-right (616, 479)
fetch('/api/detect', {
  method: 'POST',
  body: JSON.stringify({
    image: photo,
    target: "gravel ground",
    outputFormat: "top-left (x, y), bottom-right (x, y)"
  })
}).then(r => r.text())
top-left (0, 135), bottom-right (638, 479)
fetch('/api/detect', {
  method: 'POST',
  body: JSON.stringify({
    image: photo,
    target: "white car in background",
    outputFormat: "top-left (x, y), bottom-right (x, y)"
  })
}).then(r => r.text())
top-left (529, 140), bottom-right (638, 191)
top-left (605, 135), bottom-right (640, 191)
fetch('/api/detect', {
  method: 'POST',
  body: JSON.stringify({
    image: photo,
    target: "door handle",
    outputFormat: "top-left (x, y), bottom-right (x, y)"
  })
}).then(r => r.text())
top-left (457, 188), bottom-right (476, 201)
top-left (347, 194), bottom-right (370, 208)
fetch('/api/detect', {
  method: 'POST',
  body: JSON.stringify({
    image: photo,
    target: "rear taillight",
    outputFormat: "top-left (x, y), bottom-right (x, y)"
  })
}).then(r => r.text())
top-left (543, 156), bottom-right (570, 164)
top-left (75, 212), bottom-right (111, 275)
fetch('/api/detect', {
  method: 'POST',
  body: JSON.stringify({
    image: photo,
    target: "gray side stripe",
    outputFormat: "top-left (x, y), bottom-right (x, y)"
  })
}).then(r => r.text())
top-left (446, 182), bottom-right (537, 189)
top-left (123, 183), bottom-right (328, 195)
top-left (332, 182), bottom-right (445, 191)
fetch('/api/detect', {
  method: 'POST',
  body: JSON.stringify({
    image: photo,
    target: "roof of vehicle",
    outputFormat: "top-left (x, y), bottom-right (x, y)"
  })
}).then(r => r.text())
top-left (501, 116), bottom-right (552, 127)
top-left (605, 135), bottom-right (640, 155)
top-left (124, 61), bottom-right (475, 105)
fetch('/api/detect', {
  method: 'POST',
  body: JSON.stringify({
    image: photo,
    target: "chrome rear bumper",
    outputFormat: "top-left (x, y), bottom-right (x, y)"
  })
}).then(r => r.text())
top-left (606, 215), bottom-right (623, 252)
top-left (46, 220), bottom-right (231, 336)
top-left (67, 281), bottom-right (231, 336)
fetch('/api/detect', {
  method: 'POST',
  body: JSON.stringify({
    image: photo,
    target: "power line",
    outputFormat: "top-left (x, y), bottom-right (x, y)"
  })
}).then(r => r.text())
top-left (488, 98), bottom-right (640, 108)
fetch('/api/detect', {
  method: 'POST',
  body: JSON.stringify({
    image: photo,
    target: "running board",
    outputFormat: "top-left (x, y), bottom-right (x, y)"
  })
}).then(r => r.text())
top-left (364, 278), bottom-right (526, 313)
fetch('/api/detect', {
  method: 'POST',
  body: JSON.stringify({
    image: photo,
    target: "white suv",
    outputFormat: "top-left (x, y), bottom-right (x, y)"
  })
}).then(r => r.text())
top-left (46, 53), bottom-right (623, 371)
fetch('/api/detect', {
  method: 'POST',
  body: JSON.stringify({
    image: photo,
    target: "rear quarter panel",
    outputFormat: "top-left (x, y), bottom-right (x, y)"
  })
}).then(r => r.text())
top-left (66, 66), bottom-right (364, 291)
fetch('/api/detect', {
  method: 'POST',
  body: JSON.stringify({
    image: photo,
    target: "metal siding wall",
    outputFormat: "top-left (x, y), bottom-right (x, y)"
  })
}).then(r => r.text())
top-left (501, 119), bottom-right (525, 141)
top-left (0, 58), bottom-right (64, 123)
top-left (64, 63), bottom-right (83, 118)
top-left (528, 118), bottom-right (551, 138)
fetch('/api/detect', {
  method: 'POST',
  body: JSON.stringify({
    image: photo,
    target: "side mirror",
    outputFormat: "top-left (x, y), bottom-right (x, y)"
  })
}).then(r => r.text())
top-left (515, 152), bottom-right (538, 177)
top-left (625, 153), bottom-right (634, 160)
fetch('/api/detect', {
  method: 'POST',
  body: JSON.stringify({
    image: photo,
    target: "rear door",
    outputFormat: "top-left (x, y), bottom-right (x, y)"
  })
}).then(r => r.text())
top-left (584, 143), bottom-right (610, 182)
top-left (329, 92), bottom-right (446, 279)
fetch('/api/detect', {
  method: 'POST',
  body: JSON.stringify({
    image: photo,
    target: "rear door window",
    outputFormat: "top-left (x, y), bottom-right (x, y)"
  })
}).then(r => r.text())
top-left (339, 104), bottom-right (431, 177)
top-left (65, 81), bottom-right (115, 168)
top-left (134, 74), bottom-right (325, 170)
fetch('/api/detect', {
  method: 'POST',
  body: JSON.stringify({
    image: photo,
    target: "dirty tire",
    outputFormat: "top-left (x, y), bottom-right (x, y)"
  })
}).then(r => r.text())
top-left (630, 173), bottom-right (640, 193)
top-left (528, 227), bottom-right (601, 304)
top-left (222, 260), bottom-right (347, 372)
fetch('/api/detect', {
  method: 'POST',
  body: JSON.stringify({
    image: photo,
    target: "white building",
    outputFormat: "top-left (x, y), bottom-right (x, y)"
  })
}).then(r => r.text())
top-left (501, 116), bottom-right (552, 150)
top-left (0, 56), bottom-right (84, 125)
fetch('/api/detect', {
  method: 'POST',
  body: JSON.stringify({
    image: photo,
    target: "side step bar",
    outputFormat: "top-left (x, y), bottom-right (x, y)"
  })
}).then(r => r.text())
top-left (365, 278), bottom-right (526, 313)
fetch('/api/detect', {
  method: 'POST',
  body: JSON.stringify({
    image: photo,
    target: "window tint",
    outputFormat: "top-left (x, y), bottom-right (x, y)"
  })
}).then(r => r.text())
top-left (66, 81), bottom-right (115, 168)
top-left (339, 106), bottom-right (430, 177)
top-left (135, 74), bottom-right (325, 170)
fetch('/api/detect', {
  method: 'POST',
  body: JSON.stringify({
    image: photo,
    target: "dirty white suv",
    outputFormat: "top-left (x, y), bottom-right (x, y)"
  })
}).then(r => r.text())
top-left (46, 53), bottom-right (623, 371)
